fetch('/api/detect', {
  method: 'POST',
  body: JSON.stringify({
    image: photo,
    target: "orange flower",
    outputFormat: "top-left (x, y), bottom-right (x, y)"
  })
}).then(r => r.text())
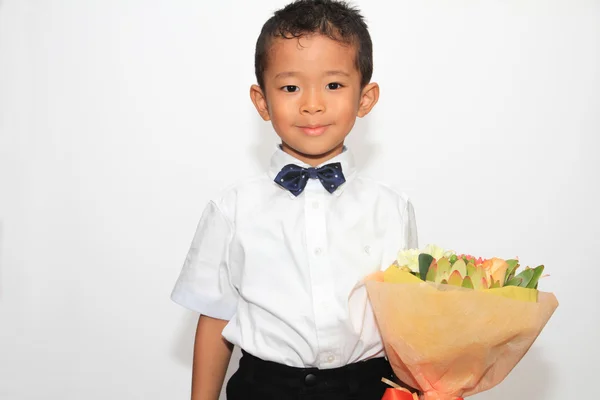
top-left (481, 257), bottom-right (509, 284)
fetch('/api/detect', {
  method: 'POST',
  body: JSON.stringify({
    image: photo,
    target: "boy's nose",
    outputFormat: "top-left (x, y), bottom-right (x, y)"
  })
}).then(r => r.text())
top-left (301, 103), bottom-right (324, 114)
top-left (300, 90), bottom-right (325, 115)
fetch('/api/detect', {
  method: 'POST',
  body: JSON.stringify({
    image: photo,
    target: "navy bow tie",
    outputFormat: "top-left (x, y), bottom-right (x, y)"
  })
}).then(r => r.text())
top-left (275, 162), bottom-right (346, 196)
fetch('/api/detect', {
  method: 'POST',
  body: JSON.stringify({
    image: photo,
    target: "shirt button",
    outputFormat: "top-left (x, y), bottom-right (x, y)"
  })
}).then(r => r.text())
top-left (304, 373), bottom-right (317, 386)
top-left (314, 247), bottom-right (322, 256)
top-left (327, 355), bottom-right (335, 362)
top-left (364, 245), bottom-right (371, 254)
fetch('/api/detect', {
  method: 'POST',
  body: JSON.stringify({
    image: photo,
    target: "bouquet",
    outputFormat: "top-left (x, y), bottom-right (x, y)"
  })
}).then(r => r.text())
top-left (364, 245), bottom-right (559, 400)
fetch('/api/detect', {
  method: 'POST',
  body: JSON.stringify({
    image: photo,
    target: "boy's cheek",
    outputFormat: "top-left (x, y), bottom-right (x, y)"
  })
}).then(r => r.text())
top-left (270, 102), bottom-right (299, 122)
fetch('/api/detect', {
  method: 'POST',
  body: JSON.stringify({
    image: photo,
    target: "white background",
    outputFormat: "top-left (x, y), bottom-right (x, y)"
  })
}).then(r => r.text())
top-left (1, 0), bottom-right (598, 399)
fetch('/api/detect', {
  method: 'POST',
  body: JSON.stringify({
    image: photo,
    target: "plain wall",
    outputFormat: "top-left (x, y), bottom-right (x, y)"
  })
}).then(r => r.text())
top-left (0, 0), bottom-right (598, 399)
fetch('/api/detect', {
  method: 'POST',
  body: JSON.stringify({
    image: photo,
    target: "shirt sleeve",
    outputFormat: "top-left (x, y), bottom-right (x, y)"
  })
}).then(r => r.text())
top-left (170, 200), bottom-right (238, 320)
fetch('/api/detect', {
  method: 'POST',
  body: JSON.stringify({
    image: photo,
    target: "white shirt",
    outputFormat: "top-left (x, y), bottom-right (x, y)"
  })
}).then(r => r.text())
top-left (171, 146), bottom-right (418, 369)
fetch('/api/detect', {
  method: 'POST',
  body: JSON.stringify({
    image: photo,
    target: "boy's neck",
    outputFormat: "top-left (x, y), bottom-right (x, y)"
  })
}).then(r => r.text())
top-left (280, 142), bottom-right (345, 167)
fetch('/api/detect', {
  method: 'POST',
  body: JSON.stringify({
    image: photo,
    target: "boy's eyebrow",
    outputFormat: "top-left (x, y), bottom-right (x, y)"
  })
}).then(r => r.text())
top-left (273, 70), bottom-right (351, 79)
top-left (274, 71), bottom-right (300, 79)
top-left (324, 70), bottom-right (350, 77)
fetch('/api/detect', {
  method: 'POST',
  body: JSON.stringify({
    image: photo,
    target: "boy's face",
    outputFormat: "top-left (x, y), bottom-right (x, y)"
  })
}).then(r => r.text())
top-left (250, 34), bottom-right (379, 166)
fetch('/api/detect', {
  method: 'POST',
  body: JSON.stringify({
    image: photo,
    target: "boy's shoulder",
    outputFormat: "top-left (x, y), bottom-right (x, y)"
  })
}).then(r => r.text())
top-left (352, 173), bottom-right (413, 206)
top-left (351, 174), bottom-right (417, 226)
top-left (205, 172), bottom-right (274, 219)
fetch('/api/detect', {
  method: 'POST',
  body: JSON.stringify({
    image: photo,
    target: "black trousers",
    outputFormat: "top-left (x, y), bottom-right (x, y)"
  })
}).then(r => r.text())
top-left (226, 350), bottom-right (396, 400)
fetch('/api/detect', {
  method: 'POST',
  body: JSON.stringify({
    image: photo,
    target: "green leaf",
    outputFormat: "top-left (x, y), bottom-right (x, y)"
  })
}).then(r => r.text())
top-left (481, 276), bottom-right (489, 289)
top-left (504, 259), bottom-right (520, 284)
top-left (419, 253), bottom-right (434, 281)
top-left (506, 276), bottom-right (524, 287)
top-left (470, 266), bottom-right (484, 289)
top-left (526, 265), bottom-right (545, 289)
top-left (440, 279), bottom-right (448, 285)
top-left (449, 254), bottom-right (458, 264)
top-left (511, 268), bottom-right (535, 288)
top-left (437, 257), bottom-right (452, 277)
top-left (451, 259), bottom-right (467, 277)
top-left (462, 276), bottom-right (474, 289)
top-left (489, 278), bottom-right (501, 289)
top-left (437, 271), bottom-right (450, 284)
top-left (448, 270), bottom-right (463, 286)
top-left (425, 263), bottom-right (438, 282)
top-left (466, 262), bottom-right (476, 277)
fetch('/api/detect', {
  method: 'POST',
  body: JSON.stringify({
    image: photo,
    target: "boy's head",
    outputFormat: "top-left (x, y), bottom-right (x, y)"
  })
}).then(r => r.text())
top-left (254, 0), bottom-right (373, 91)
top-left (250, 0), bottom-right (379, 166)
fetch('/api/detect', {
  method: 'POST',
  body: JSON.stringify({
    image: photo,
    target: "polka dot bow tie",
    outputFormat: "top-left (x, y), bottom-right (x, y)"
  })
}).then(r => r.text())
top-left (274, 162), bottom-right (346, 197)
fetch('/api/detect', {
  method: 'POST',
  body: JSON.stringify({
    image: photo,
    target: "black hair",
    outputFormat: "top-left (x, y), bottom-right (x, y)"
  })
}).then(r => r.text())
top-left (254, 0), bottom-right (373, 89)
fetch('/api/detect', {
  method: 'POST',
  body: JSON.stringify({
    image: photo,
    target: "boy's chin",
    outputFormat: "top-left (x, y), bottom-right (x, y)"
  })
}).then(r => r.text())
top-left (280, 142), bottom-right (345, 161)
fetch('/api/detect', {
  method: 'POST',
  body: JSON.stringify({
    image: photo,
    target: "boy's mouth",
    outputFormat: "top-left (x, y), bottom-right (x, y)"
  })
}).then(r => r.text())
top-left (297, 124), bottom-right (331, 137)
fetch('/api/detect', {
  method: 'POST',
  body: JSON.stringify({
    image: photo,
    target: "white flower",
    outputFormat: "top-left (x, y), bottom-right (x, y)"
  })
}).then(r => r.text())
top-left (423, 244), bottom-right (455, 260)
top-left (397, 245), bottom-right (455, 273)
top-left (396, 248), bottom-right (421, 272)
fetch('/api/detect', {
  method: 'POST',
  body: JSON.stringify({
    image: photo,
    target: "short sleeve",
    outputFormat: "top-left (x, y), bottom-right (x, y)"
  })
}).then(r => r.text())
top-left (170, 201), bottom-right (238, 320)
top-left (404, 198), bottom-right (418, 249)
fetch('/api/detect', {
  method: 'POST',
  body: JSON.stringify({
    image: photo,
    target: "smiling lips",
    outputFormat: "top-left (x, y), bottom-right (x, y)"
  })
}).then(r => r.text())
top-left (298, 124), bottom-right (331, 136)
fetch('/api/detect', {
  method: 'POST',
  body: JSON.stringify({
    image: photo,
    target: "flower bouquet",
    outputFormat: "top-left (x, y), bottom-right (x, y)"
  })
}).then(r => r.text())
top-left (364, 245), bottom-right (559, 400)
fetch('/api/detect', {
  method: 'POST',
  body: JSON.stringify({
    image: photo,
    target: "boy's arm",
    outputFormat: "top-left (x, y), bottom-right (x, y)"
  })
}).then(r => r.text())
top-left (191, 315), bottom-right (233, 400)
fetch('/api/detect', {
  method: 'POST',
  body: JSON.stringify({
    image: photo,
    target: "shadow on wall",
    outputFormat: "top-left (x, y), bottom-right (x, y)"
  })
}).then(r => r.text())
top-left (472, 346), bottom-right (556, 400)
top-left (251, 114), bottom-right (379, 171)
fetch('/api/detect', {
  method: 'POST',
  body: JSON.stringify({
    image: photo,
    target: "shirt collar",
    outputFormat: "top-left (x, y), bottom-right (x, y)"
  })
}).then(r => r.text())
top-left (268, 145), bottom-right (357, 197)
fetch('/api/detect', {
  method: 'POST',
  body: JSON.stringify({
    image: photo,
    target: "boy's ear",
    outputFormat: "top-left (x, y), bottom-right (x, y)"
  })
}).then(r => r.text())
top-left (250, 85), bottom-right (271, 121)
top-left (357, 82), bottom-right (380, 118)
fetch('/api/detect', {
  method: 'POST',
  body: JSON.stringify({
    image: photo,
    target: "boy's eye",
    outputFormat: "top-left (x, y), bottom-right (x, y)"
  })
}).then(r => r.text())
top-left (327, 82), bottom-right (343, 90)
top-left (282, 85), bottom-right (299, 92)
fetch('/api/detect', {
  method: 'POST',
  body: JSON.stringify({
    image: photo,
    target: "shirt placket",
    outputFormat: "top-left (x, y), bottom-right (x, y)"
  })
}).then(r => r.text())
top-left (304, 180), bottom-right (341, 368)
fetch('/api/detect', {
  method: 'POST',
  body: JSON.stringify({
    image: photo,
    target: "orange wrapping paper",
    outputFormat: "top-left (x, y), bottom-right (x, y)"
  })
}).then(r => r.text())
top-left (366, 277), bottom-right (558, 400)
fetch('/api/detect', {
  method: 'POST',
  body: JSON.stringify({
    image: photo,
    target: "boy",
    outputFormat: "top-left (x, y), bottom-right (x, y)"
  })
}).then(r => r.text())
top-left (171, 1), bottom-right (418, 399)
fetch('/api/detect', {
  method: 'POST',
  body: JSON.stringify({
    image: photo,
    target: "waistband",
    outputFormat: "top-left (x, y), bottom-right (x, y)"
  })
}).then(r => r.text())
top-left (239, 350), bottom-right (393, 381)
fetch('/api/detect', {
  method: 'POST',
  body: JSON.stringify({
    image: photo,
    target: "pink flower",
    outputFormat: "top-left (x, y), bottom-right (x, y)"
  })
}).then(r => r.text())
top-left (457, 254), bottom-right (486, 266)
